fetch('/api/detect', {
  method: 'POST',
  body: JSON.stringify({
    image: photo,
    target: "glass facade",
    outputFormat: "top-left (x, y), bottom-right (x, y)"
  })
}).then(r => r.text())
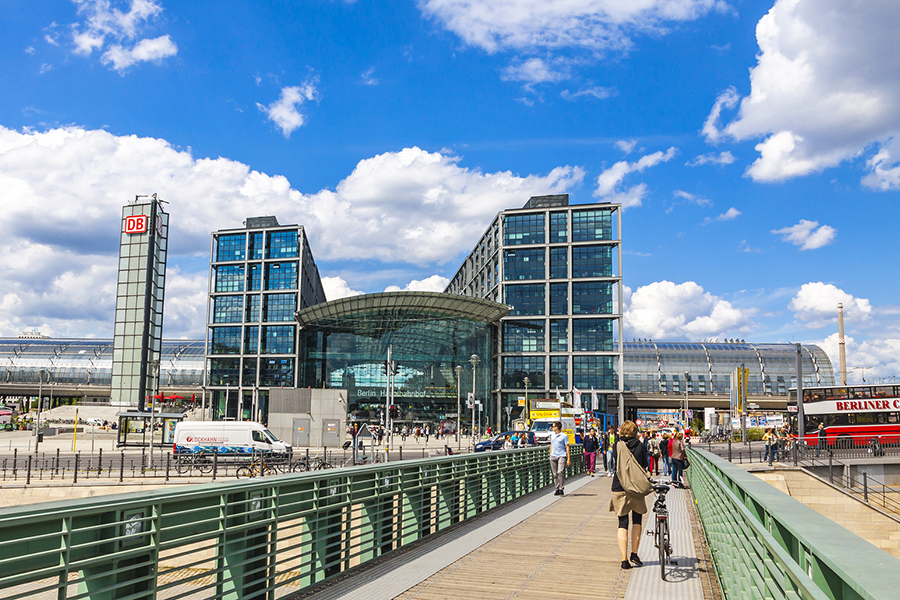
top-left (296, 292), bottom-right (501, 429)
top-left (445, 196), bottom-right (623, 428)
top-left (206, 218), bottom-right (325, 421)
top-left (110, 201), bottom-right (168, 408)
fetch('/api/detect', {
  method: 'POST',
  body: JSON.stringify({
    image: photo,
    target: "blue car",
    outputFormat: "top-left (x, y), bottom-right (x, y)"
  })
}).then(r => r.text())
top-left (474, 431), bottom-right (537, 452)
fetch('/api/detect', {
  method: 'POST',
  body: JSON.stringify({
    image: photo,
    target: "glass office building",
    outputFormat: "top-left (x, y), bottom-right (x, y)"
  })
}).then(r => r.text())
top-left (295, 292), bottom-right (509, 429)
top-left (445, 195), bottom-right (624, 428)
top-left (206, 216), bottom-right (326, 421)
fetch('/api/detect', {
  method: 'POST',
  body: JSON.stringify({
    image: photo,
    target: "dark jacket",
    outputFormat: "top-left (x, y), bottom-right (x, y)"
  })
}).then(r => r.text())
top-left (660, 437), bottom-right (670, 457)
top-left (583, 435), bottom-right (600, 453)
top-left (611, 436), bottom-right (648, 493)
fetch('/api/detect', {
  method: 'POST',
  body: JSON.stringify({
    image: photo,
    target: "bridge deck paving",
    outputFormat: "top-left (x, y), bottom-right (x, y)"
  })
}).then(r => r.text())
top-left (302, 472), bottom-right (717, 600)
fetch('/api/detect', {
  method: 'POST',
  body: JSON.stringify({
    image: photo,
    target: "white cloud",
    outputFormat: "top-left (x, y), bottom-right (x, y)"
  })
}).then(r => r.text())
top-left (789, 282), bottom-right (872, 329)
top-left (67, 0), bottom-right (176, 72)
top-left (686, 150), bottom-right (736, 166)
top-left (418, 0), bottom-right (727, 54)
top-left (0, 125), bottom-right (583, 337)
top-left (615, 139), bottom-right (638, 154)
top-left (737, 239), bottom-right (760, 253)
top-left (701, 207), bottom-right (741, 225)
top-left (361, 67), bottom-right (378, 86)
top-left (322, 276), bottom-right (364, 301)
top-left (560, 86), bottom-right (615, 101)
top-left (502, 57), bottom-right (569, 85)
top-left (101, 35), bottom-right (177, 72)
top-left (701, 86), bottom-right (739, 144)
top-left (624, 280), bottom-right (756, 340)
top-left (419, 0), bottom-right (727, 87)
top-left (771, 219), bottom-right (836, 250)
top-left (816, 332), bottom-right (900, 383)
top-left (384, 275), bottom-right (450, 293)
top-left (593, 147), bottom-right (677, 207)
top-left (707, 0), bottom-right (900, 186)
top-left (256, 82), bottom-right (320, 137)
top-left (669, 190), bottom-right (712, 213)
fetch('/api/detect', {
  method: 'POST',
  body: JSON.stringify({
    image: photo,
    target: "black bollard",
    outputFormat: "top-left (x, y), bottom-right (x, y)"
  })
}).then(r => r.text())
top-left (120, 450), bottom-right (125, 482)
top-left (74, 453), bottom-right (80, 484)
top-left (728, 437), bottom-right (732, 462)
top-left (166, 452), bottom-right (170, 482)
top-left (26, 454), bottom-right (32, 485)
top-left (12, 448), bottom-right (17, 479)
top-left (55, 448), bottom-right (60, 475)
top-left (98, 449), bottom-right (103, 478)
top-left (212, 447), bottom-right (218, 481)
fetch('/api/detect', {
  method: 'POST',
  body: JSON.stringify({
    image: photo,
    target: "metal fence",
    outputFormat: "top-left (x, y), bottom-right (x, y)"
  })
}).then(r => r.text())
top-left (0, 445), bottom-right (580, 599)
top-left (689, 447), bottom-right (900, 600)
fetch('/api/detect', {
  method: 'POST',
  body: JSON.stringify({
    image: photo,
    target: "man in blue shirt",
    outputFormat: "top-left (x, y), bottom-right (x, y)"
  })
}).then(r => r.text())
top-left (549, 421), bottom-right (571, 496)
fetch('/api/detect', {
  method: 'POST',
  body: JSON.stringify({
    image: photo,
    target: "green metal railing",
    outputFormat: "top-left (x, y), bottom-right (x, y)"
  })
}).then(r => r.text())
top-left (689, 448), bottom-right (900, 600)
top-left (0, 446), bottom-right (582, 600)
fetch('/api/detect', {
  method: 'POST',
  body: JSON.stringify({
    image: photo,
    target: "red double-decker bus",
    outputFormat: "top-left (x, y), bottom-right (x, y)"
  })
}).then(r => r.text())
top-left (790, 384), bottom-right (900, 448)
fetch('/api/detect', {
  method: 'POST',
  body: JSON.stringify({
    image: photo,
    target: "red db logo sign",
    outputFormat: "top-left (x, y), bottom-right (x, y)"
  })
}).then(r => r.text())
top-left (124, 215), bottom-right (147, 234)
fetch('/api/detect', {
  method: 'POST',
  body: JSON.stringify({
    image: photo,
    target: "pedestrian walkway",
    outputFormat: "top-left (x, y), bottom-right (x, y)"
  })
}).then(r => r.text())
top-left (299, 474), bottom-right (718, 600)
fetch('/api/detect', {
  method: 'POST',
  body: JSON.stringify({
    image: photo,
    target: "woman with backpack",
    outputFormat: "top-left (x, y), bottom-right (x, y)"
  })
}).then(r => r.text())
top-left (647, 431), bottom-right (661, 475)
top-left (609, 420), bottom-right (648, 570)
top-left (659, 432), bottom-right (671, 477)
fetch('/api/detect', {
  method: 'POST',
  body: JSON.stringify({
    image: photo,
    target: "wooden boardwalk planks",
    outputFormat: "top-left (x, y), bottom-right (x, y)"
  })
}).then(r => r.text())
top-left (394, 476), bottom-right (633, 600)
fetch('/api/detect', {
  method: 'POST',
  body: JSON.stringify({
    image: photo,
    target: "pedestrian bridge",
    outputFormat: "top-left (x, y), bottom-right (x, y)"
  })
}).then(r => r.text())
top-left (1, 447), bottom-right (899, 600)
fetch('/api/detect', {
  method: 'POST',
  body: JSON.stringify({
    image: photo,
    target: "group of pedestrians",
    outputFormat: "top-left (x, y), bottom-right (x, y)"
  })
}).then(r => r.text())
top-left (546, 419), bottom-right (692, 570)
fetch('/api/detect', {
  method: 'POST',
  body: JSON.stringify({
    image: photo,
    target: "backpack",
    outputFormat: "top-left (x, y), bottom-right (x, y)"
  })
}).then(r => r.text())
top-left (648, 437), bottom-right (661, 457)
top-left (616, 441), bottom-right (653, 497)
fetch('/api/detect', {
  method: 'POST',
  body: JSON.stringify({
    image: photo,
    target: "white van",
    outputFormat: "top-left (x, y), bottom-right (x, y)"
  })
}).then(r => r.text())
top-left (173, 421), bottom-right (291, 457)
top-left (531, 417), bottom-right (577, 445)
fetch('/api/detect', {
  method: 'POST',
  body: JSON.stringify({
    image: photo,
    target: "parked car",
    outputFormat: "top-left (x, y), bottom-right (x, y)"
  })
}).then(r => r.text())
top-left (474, 431), bottom-right (536, 452)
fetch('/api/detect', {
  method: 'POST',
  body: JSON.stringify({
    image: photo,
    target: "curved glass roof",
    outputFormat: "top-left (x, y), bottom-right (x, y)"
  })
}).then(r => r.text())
top-left (0, 338), bottom-right (205, 386)
top-left (296, 291), bottom-right (512, 334)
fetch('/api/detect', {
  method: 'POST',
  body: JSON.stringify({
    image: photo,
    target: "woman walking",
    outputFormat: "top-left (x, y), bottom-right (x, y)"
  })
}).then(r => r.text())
top-left (609, 420), bottom-right (648, 569)
top-left (670, 431), bottom-right (687, 488)
top-left (583, 428), bottom-right (599, 476)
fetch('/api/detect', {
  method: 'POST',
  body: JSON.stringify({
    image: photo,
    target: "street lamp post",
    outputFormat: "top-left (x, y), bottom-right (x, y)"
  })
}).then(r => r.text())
top-left (524, 376), bottom-right (530, 429)
top-left (470, 354), bottom-right (480, 442)
top-left (455, 365), bottom-right (463, 450)
top-left (35, 369), bottom-right (45, 453)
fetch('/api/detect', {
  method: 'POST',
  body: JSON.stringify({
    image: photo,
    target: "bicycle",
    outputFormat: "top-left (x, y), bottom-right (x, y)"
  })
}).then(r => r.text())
top-left (290, 454), bottom-right (334, 472)
top-left (174, 452), bottom-right (214, 475)
top-left (648, 480), bottom-right (676, 580)
top-left (236, 452), bottom-right (278, 478)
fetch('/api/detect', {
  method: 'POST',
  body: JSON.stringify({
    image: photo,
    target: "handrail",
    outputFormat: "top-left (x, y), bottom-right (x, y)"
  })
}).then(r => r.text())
top-left (689, 447), bottom-right (900, 600)
top-left (0, 445), bottom-right (582, 599)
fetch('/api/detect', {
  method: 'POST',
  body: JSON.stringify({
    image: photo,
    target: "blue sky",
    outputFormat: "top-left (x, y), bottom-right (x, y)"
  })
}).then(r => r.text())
top-left (2, 0), bottom-right (899, 382)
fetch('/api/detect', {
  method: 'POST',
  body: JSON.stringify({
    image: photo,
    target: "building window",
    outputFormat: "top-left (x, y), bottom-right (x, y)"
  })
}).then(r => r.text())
top-left (265, 262), bottom-right (298, 290)
top-left (209, 358), bottom-right (239, 385)
top-left (249, 232), bottom-right (264, 260)
top-left (504, 248), bottom-right (545, 280)
top-left (212, 295), bottom-right (243, 323)
top-left (573, 281), bottom-right (613, 314)
top-left (549, 282), bottom-right (568, 315)
top-left (260, 357), bottom-right (294, 387)
top-left (215, 265), bottom-right (244, 292)
top-left (246, 294), bottom-right (260, 322)
top-left (503, 214), bottom-right (545, 245)
top-left (248, 264), bottom-right (262, 291)
top-left (502, 356), bottom-right (545, 388)
top-left (572, 209), bottom-right (613, 242)
top-left (266, 231), bottom-right (299, 259)
top-left (550, 212), bottom-right (567, 243)
top-left (263, 293), bottom-right (297, 322)
top-left (504, 284), bottom-right (545, 316)
top-left (262, 325), bottom-right (294, 354)
top-left (503, 320), bottom-right (545, 352)
top-left (549, 247), bottom-right (568, 279)
top-left (216, 234), bottom-right (245, 262)
top-left (210, 327), bottom-right (241, 354)
top-left (550, 319), bottom-right (568, 352)
top-left (242, 358), bottom-right (257, 386)
top-left (572, 245), bottom-right (612, 278)
top-left (572, 318), bottom-right (615, 351)
top-left (573, 356), bottom-right (617, 389)
top-left (550, 356), bottom-right (568, 388)
top-left (244, 326), bottom-right (259, 354)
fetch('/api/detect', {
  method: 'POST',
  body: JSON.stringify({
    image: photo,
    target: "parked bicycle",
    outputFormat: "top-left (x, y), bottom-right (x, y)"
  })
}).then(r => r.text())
top-left (236, 452), bottom-right (281, 478)
top-left (174, 452), bottom-right (213, 475)
top-left (648, 479), bottom-right (676, 580)
top-left (291, 454), bottom-right (334, 472)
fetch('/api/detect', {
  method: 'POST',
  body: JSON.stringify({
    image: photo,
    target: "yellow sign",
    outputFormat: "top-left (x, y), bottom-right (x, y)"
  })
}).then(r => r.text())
top-left (530, 410), bottom-right (560, 420)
